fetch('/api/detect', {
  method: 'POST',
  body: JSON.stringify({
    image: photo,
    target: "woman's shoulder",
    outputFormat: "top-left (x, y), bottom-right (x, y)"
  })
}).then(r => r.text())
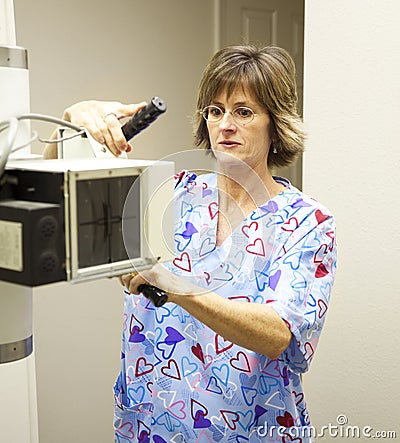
top-left (274, 176), bottom-right (334, 220)
top-left (271, 177), bottom-right (336, 255)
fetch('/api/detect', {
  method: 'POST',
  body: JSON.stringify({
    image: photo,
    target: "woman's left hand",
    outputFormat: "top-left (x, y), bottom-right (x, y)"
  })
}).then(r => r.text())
top-left (121, 263), bottom-right (201, 301)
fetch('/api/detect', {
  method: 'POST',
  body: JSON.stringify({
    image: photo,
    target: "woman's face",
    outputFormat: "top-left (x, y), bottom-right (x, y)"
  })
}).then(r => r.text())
top-left (206, 86), bottom-right (274, 172)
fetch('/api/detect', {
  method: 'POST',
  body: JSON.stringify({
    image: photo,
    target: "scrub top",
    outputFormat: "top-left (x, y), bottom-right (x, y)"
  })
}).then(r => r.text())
top-left (114, 171), bottom-right (337, 443)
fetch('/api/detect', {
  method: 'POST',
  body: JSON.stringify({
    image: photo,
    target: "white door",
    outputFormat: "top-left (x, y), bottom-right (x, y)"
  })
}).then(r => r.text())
top-left (217, 0), bottom-right (304, 188)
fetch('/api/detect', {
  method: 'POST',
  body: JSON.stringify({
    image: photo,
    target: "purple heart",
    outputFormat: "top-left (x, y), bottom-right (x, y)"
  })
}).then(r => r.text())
top-left (202, 188), bottom-right (212, 198)
top-left (260, 201), bottom-right (278, 213)
top-left (269, 270), bottom-right (281, 291)
top-left (153, 436), bottom-right (168, 443)
top-left (194, 411), bottom-right (211, 428)
top-left (164, 326), bottom-right (185, 344)
top-left (281, 366), bottom-right (290, 387)
top-left (129, 326), bottom-right (145, 343)
top-left (181, 222), bottom-right (198, 239)
top-left (292, 198), bottom-right (311, 208)
top-left (138, 431), bottom-right (150, 443)
top-left (254, 405), bottom-right (268, 419)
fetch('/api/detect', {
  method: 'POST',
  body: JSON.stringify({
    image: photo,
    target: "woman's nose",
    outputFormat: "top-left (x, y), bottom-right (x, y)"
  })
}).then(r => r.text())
top-left (218, 111), bottom-right (236, 130)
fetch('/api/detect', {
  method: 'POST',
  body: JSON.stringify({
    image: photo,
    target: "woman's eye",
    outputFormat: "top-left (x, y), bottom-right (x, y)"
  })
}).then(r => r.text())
top-left (235, 107), bottom-right (253, 119)
top-left (210, 107), bottom-right (223, 117)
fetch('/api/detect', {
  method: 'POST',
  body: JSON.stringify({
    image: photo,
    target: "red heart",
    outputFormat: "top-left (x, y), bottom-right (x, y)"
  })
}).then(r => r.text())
top-left (304, 342), bottom-right (314, 361)
top-left (161, 359), bottom-right (181, 380)
top-left (326, 230), bottom-right (335, 251)
top-left (137, 420), bottom-right (151, 440)
top-left (318, 299), bottom-right (328, 318)
top-left (315, 209), bottom-right (329, 224)
top-left (215, 334), bottom-right (234, 354)
top-left (313, 244), bottom-right (329, 263)
top-left (190, 398), bottom-right (209, 421)
top-left (292, 390), bottom-right (304, 406)
top-left (277, 411), bottom-right (295, 427)
top-left (135, 357), bottom-right (154, 377)
top-left (246, 238), bottom-right (266, 256)
top-left (116, 421), bottom-right (135, 439)
top-left (261, 359), bottom-right (280, 377)
top-left (282, 217), bottom-right (298, 232)
top-left (229, 351), bottom-right (251, 372)
top-left (315, 263), bottom-right (329, 278)
top-left (191, 343), bottom-right (205, 364)
top-left (241, 221), bottom-right (258, 238)
top-left (220, 410), bottom-right (239, 430)
top-left (173, 252), bottom-right (191, 272)
top-left (208, 202), bottom-right (218, 219)
top-left (129, 313), bottom-right (145, 333)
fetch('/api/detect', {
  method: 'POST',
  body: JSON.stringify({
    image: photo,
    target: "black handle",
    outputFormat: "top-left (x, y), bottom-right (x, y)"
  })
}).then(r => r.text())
top-left (121, 97), bottom-right (167, 141)
top-left (138, 284), bottom-right (168, 307)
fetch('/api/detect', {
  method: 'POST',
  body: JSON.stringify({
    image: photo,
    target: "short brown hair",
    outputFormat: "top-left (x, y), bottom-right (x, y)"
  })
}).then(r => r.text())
top-left (194, 45), bottom-right (305, 168)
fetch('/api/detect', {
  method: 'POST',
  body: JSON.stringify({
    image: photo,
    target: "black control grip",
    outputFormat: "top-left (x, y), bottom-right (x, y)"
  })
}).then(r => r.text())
top-left (138, 284), bottom-right (168, 307)
top-left (121, 97), bottom-right (166, 141)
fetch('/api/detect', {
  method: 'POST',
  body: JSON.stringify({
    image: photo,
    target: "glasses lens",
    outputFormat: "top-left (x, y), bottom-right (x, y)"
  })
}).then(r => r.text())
top-left (202, 106), bottom-right (223, 122)
top-left (233, 107), bottom-right (254, 124)
top-left (201, 106), bottom-right (255, 124)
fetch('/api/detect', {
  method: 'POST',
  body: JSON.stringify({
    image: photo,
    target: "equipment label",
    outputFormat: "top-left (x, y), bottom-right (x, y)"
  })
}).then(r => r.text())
top-left (0, 220), bottom-right (23, 271)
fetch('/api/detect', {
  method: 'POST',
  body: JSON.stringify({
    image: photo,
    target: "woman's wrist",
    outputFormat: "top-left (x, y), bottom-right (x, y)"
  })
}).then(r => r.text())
top-left (167, 286), bottom-right (213, 306)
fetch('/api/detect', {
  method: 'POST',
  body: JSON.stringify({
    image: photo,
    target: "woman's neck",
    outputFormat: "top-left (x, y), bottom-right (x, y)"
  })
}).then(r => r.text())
top-left (216, 163), bottom-right (283, 211)
top-left (214, 163), bottom-right (285, 246)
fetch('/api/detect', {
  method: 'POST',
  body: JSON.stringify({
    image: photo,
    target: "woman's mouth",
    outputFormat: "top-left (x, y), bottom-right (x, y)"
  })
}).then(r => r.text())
top-left (218, 140), bottom-right (241, 148)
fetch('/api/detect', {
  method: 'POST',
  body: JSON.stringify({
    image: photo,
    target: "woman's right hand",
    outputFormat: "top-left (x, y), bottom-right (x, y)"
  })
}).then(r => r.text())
top-left (62, 100), bottom-right (147, 157)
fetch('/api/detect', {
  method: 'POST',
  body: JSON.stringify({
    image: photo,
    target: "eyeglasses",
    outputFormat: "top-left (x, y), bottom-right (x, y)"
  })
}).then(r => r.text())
top-left (200, 105), bottom-right (261, 125)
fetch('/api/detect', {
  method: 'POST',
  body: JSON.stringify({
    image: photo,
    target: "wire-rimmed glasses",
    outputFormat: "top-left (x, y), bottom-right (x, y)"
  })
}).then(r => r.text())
top-left (200, 105), bottom-right (260, 125)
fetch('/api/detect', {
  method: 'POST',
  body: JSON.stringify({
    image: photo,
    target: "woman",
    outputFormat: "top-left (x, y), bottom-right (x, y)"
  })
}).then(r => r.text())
top-left (56, 46), bottom-right (336, 442)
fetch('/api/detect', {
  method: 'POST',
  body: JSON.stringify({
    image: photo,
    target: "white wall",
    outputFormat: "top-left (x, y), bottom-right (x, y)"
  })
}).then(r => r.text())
top-left (303, 0), bottom-right (400, 440)
top-left (13, 1), bottom-right (215, 442)
top-left (14, 0), bottom-right (215, 161)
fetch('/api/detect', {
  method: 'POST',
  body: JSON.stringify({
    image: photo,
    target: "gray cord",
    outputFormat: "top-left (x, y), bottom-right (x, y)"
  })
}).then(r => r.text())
top-left (38, 128), bottom-right (85, 144)
top-left (0, 113), bottom-right (85, 177)
top-left (17, 113), bottom-right (82, 132)
top-left (11, 130), bottom-right (39, 153)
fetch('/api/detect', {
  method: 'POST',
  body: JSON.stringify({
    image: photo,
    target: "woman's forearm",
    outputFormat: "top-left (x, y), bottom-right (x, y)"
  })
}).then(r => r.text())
top-left (168, 290), bottom-right (292, 360)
